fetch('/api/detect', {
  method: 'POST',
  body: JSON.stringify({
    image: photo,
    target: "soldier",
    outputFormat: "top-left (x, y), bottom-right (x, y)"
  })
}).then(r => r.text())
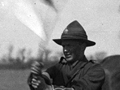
top-left (28, 20), bottom-right (105, 90)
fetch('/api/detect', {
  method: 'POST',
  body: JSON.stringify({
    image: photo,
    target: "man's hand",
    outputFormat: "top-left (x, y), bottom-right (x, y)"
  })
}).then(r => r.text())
top-left (28, 61), bottom-right (47, 90)
top-left (30, 75), bottom-right (41, 89)
top-left (28, 73), bottom-right (50, 90)
top-left (31, 61), bottom-right (44, 75)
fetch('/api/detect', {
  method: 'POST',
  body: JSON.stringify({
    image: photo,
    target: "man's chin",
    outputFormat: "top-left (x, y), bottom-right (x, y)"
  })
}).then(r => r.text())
top-left (66, 57), bottom-right (73, 62)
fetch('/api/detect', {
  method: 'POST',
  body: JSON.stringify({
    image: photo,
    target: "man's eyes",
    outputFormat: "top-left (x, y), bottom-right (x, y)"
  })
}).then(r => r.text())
top-left (62, 44), bottom-right (76, 47)
top-left (66, 45), bottom-right (74, 47)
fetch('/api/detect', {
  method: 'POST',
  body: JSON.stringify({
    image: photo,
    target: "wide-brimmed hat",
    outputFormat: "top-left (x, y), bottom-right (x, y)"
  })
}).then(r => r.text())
top-left (53, 20), bottom-right (96, 47)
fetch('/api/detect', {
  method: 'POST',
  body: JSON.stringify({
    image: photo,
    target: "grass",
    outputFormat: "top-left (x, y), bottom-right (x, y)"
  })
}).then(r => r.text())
top-left (0, 69), bottom-right (30, 90)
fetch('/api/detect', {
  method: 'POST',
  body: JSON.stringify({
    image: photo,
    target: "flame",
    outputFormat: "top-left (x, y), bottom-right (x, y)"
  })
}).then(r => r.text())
top-left (0, 0), bottom-right (70, 58)
top-left (13, 0), bottom-right (46, 41)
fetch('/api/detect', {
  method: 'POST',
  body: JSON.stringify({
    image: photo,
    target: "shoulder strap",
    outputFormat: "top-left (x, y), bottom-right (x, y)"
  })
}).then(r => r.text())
top-left (65, 62), bottom-right (88, 87)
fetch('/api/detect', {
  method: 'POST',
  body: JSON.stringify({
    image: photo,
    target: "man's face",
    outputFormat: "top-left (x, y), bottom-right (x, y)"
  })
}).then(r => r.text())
top-left (61, 40), bottom-right (86, 62)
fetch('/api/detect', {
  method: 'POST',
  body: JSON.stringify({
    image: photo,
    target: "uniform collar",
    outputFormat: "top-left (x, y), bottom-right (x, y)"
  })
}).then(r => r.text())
top-left (71, 56), bottom-right (88, 69)
top-left (60, 56), bottom-right (88, 68)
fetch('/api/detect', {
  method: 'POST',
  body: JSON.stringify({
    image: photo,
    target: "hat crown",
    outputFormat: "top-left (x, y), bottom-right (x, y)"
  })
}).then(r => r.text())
top-left (61, 20), bottom-right (88, 40)
top-left (53, 20), bottom-right (96, 46)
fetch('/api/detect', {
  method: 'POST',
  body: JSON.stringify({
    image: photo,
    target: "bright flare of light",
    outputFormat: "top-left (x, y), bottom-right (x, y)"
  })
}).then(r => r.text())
top-left (0, 0), bottom-right (70, 59)
top-left (13, 0), bottom-right (46, 41)
top-left (1, 0), bottom-right (8, 7)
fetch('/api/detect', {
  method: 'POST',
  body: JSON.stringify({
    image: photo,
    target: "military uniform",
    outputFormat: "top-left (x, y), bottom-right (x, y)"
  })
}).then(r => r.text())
top-left (46, 56), bottom-right (105, 90)
top-left (28, 20), bottom-right (105, 90)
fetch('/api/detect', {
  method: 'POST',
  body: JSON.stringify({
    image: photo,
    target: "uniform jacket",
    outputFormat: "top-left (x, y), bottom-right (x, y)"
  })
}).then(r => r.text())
top-left (46, 56), bottom-right (105, 90)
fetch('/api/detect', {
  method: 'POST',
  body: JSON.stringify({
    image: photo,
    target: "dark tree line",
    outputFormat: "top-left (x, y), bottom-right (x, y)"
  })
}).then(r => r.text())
top-left (0, 44), bottom-right (108, 70)
top-left (0, 44), bottom-right (61, 70)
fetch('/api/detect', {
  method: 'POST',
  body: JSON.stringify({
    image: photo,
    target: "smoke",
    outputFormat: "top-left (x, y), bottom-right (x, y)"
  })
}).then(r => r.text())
top-left (11, 0), bottom-right (69, 50)
top-left (0, 0), bottom-right (70, 58)
top-left (13, 0), bottom-right (46, 41)
top-left (42, 0), bottom-right (57, 11)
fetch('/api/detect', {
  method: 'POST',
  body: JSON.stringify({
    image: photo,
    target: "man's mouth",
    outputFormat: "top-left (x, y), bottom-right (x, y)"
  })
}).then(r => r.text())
top-left (65, 54), bottom-right (72, 58)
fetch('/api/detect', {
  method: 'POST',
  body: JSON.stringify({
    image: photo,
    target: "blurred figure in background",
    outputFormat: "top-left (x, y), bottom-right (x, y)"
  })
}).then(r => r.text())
top-left (27, 20), bottom-right (105, 90)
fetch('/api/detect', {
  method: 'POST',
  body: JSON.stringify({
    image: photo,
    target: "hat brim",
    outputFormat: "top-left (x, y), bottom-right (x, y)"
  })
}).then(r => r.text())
top-left (53, 38), bottom-right (96, 47)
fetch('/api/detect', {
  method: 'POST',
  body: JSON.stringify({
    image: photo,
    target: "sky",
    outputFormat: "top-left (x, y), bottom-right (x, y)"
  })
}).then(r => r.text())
top-left (48, 0), bottom-right (120, 57)
top-left (0, 0), bottom-right (120, 60)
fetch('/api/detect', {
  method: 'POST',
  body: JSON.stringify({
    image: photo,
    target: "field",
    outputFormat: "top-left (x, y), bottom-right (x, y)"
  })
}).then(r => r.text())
top-left (0, 69), bottom-right (30, 90)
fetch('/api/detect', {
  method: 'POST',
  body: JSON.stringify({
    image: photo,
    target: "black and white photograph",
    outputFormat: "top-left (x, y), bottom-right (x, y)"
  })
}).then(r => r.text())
top-left (0, 0), bottom-right (120, 90)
